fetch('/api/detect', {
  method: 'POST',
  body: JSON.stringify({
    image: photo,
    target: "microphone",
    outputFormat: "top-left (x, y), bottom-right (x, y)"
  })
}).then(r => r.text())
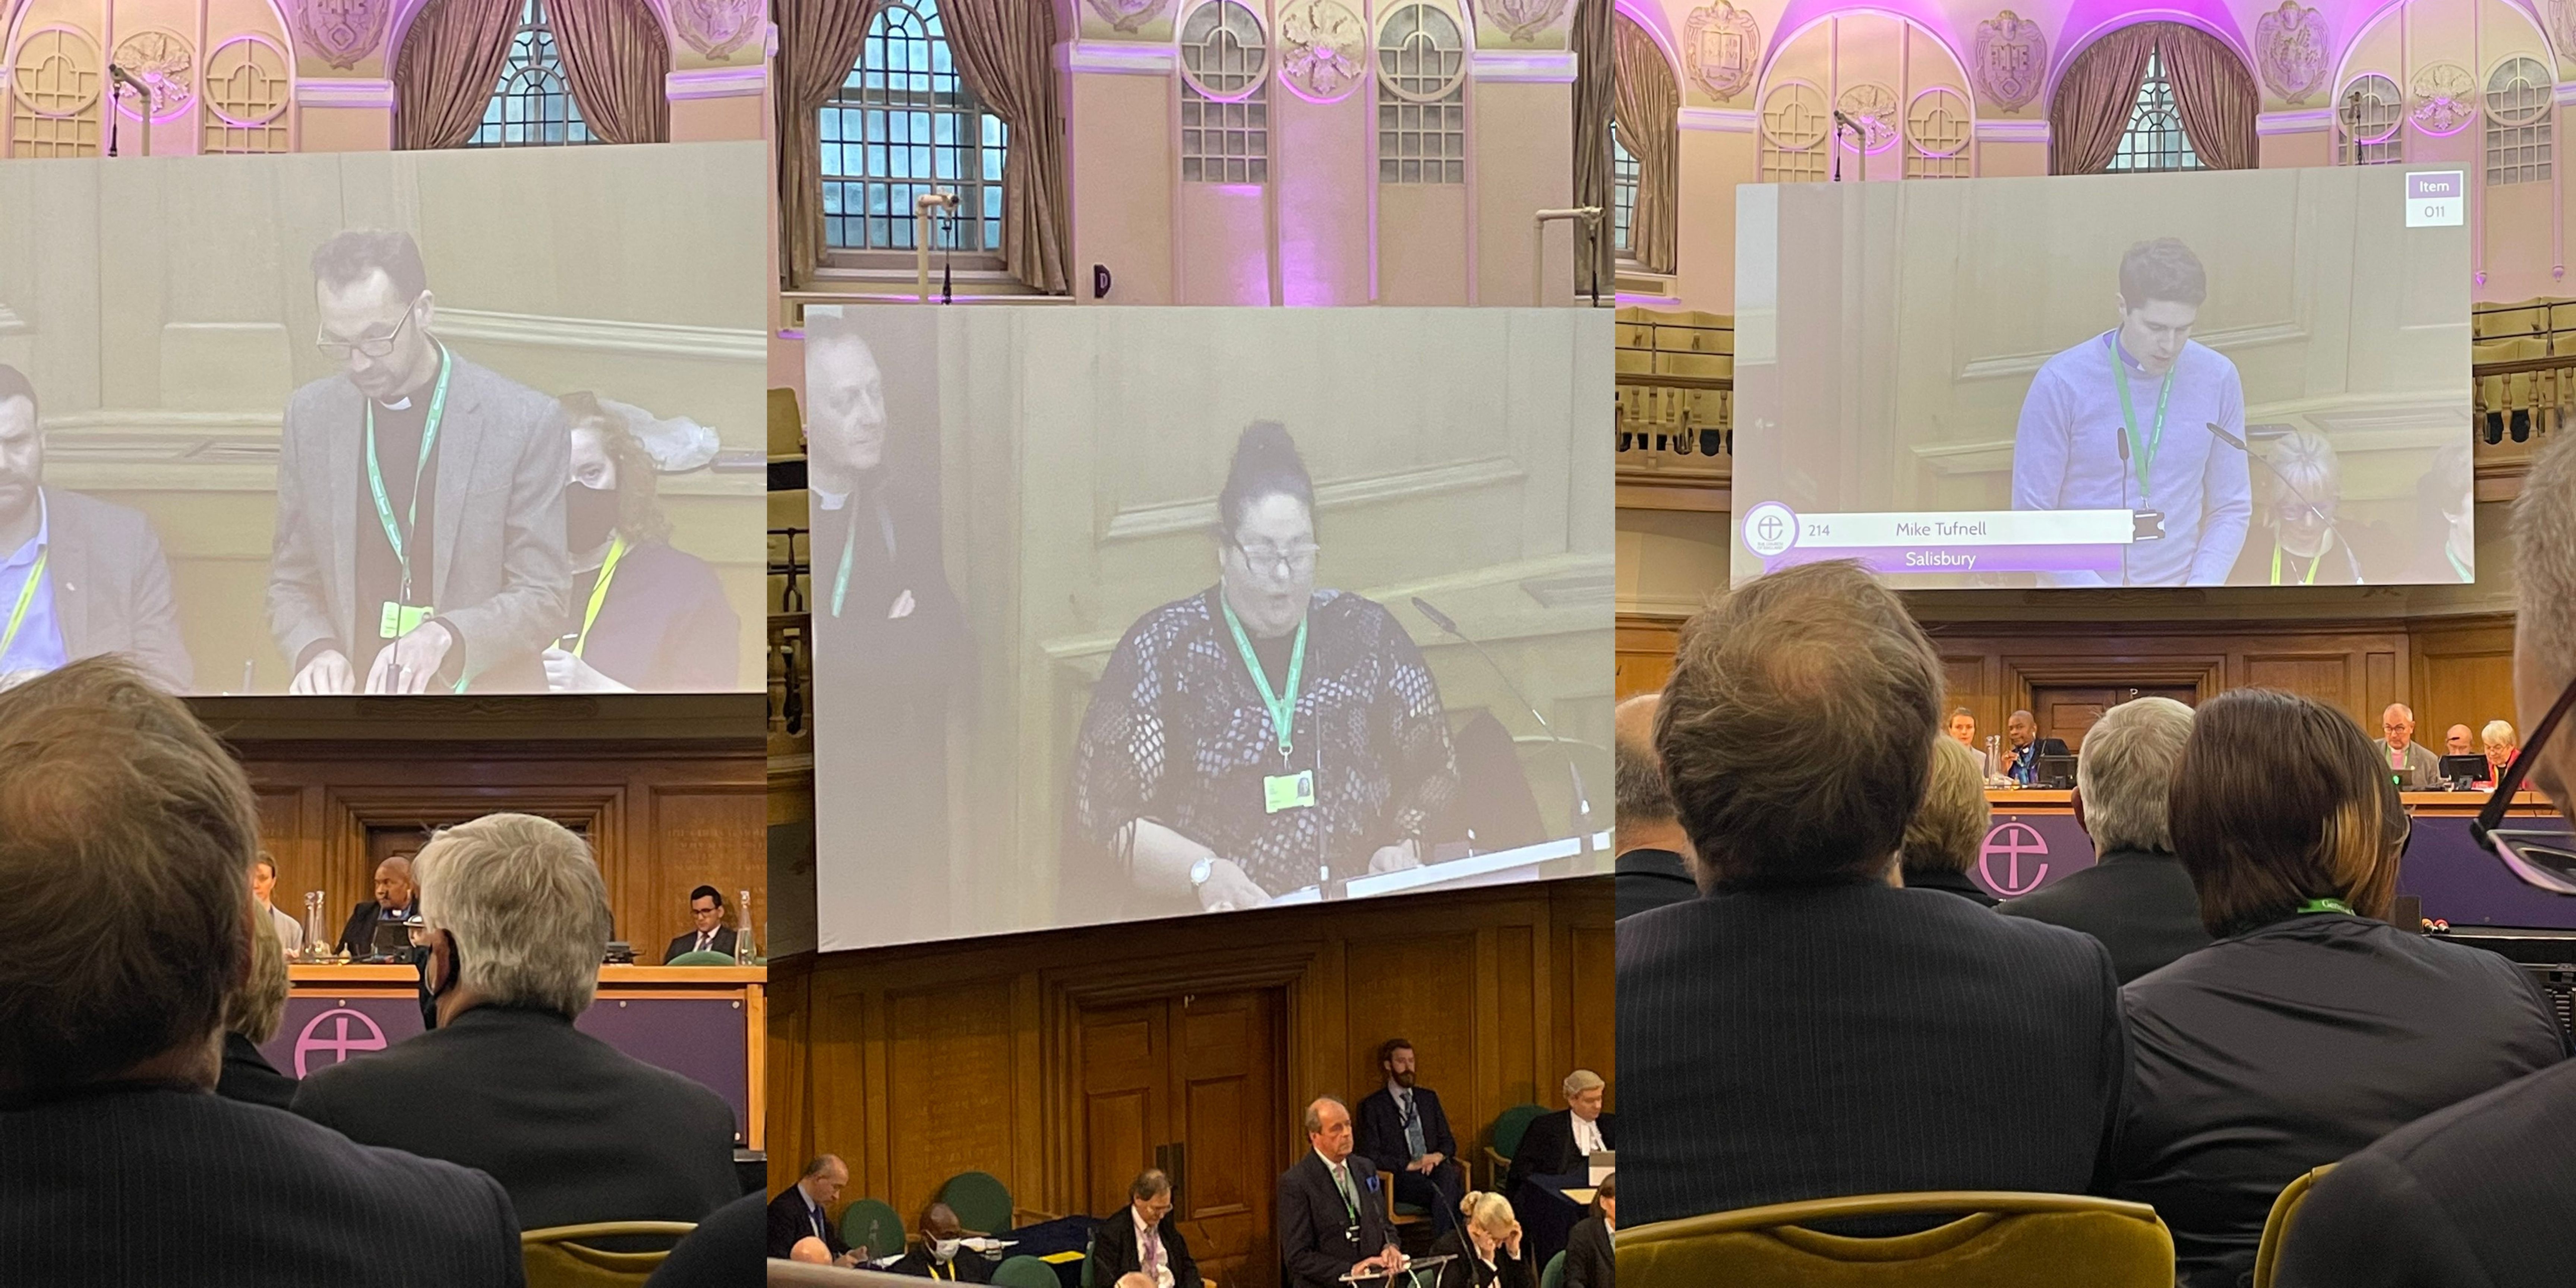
top-left (1411, 596), bottom-right (1598, 859)
top-left (2206, 422), bottom-right (2356, 577)
top-left (107, 63), bottom-right (147, 98)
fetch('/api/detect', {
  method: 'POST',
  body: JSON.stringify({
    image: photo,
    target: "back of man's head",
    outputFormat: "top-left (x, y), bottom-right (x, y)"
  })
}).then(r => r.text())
top-left (1657, 561), bottom-right (1941, 887)
top-left (415, 812), bottom-right (611, 1018)
top-left (2075, 697), bottom-right (2195, 854)
top-left (1900, 737), bottom-right (1991, 877)
top-left (1613, 693), bottom-right (1677, 830)
top-left (0, 657), bottom-right (258, 1091)
top-left (2516, 426), bottom-right (2576, 821)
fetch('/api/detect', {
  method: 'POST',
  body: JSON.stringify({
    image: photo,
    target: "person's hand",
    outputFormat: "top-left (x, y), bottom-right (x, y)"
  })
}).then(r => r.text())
top-left (290, 648), bottom-right (354, 695)
top-left (1408, 1157), bottom-right (1434, 1174)
top-left (889, 588), bottom-right (916, 620)
top-left (366, 622), bottom-right (454, 694)
top-left (542, 647), bottom-right (631, 693)
top-left (1196, 858), bottom-right (1271, 912)
top-left (1368, 840), bottom-right (1422, 874)
top-left (837, 1250), bottom-right (866, 1268)
top-left (1423, 1151), bottom-right (1445, 1170)
top-left (1503, 1222), bottom-right (1523, 1258)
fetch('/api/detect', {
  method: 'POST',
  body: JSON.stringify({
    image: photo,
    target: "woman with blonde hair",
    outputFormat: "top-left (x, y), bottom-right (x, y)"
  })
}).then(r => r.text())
top-left (1427, 1190), bottom-right (1531, 1288)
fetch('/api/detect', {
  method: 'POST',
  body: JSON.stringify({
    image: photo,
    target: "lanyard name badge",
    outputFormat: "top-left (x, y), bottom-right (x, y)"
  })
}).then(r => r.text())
top-left (367, 347), bottom-right (453, 640)
top-left (1, 546), bottom-right (45, 658)
top-left (2107, 335), bottom-right (2172, 539)
top-left (1221, 597), bottom-right (1316, 815)
top-left (569, 534), bottom-right (629, 657)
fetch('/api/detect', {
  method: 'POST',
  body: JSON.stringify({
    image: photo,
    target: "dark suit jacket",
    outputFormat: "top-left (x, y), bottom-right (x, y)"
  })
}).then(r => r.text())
top-left (268, 354), bottom-right (569, 689)
top-left (2278, 1058), bottom-right (2576, 1288)
top-left (767, 1184), bottom-right (849, 1259)
top-left (1427, 1229), bottom-right (1534, 1288)
top-left (666, 926), bottom-right (740, 963)
top-left (2000, 738), bottom-right (2072, 783)
top-left (1616, 882), bottom-right (2128, 1226)
top-left (42, 487), bottom-right (191, 691)
top-left (886, 1248), bottom-right (995, 1281)
top-left (336, 899), bottom-right (415, 956)
top-left (0, 1081), bottom-right (522, 1285)
top-left (1997, 848), bottom-right (2214, 984)
top-left (1356, 1083), bottom-right (1458, 1175)
top-left (652, 1189), bottom-right (765, 1288)
top-left (292, 1004), bottom-right (739, 1233)
top-left (1615, 847), bottom-right (1696, 921)
top-left (1505, 1109), bottom-right (1617, 1196)
top-left (1087, 1206), bottom-right (1200, 1288)
top-left (1279, 1151), bottom-right (1393, 1288)
top-left (217, 1030), bottom-right (298, 1111)
top-left (1901, 867), bottom-right (1998, 907)
top-left (1561, 1214), bottom-right (1613, 1288)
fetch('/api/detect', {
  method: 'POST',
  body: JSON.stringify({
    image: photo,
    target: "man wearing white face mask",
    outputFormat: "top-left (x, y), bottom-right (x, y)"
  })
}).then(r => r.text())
top-left (887, 1203), bottom-right (992, 1282)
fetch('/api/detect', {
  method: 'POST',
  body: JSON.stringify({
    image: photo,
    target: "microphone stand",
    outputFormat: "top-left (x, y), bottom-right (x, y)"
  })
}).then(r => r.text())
top-left (1411, 597), bottom-right (1598, 859)
top-left (2206, 423), bottom-right (2358, 582)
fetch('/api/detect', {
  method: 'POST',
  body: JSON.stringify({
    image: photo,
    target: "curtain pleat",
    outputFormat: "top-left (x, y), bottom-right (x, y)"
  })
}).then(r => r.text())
top-left (938, 0), bottom-right (1072, 295)
top-left (2046, 23), bottom-right (2157, 175)
top-left (776, 0), bottom-right (885, 289)
top-left (2160, 25), bottom-right (2259, 170)
top-left (1571, 0), bottom-right (1615, 298)
top-left (394, 0), bottom-right (526, 150)
top-left (549, 0), bottom-right (671, 145)
top-left (1611, 14), bottom-right (1679, 275)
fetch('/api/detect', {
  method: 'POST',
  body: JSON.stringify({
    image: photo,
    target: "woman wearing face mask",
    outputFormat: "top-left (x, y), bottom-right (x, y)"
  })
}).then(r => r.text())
top-left (1070, 422), bottom-right (1461, 915)
top-left (1428, 1191), bottom-right (1531, 1288)
top-left (540, 394), bottom-right (740, 692)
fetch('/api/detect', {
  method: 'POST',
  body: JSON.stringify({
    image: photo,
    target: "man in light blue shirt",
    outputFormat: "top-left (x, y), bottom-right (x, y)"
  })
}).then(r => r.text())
top-left (2011, 238), bottom-right (2252, 587)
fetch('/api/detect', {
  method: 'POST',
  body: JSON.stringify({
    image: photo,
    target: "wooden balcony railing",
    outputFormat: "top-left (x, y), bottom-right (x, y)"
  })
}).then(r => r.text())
top-left (768, 527), bottom-right (811, 742)
top-left (2472, 299), bottom-right (2572, 494)
top-left (1615, 307), bottom-right (1732, 508)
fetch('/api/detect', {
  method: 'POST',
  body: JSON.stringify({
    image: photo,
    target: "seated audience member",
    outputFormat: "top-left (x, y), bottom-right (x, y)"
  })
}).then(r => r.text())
top-left (1618, 560), bottom-right (2127, 1226)
top-left (293, 812), bottom-right (740, 1233)
top-left (2447, 723), bottom-right (2477, 757)
top-left (334, 853), bottom-right (417, 956)
top-left (1998, 697), bottom-right (2213, 983)
top-left (2273, 428), bottom-right (2576, 1288)
top-left (667, 884), bottom-right (739, 962)
top-left (2484, 719), bottom-right (2522, 787)
top-left (2228, 428), bottom-right (2362, 585)
top-left (1613, 694), bottom-right (1696, 920)
top-left (1356, 1039), bottom-right (1464, 1236)
top-left (2373, 703), bottom-right (2443, 789)
top-left (2112, 688), bottom-right (2567, 1288)
top-left (887, 1202), bottom-right (991, 1282)
top-left (1899, 737), bottom-right (1997, 906)
top-left (770, 1154), bottom-right (864, 1264)
top-left (216, 909), bottom-right (299, 1111)
top-left (1280, 1097), bottom-right (1401, 1288)
top-left (1427, 1191), bottom-right (1531, 1288)
top-left (0, 657), bottom-right (520, 1284)
top-left (541, 392), bottom-right (741, 694)
top-left (1997, 709), bottom-right (2070, 786)
top-left (1506, 1070), bottom-right (1617, 1194)
top-left (648, 1188), bottom-right (764, 1287)
top-left (1562, 1173), bottom-right (1612, 1288)
top-left (252, 852), bottom-right (305, 954)
top-left (1086, 1168), bottom-right (1197, 1288)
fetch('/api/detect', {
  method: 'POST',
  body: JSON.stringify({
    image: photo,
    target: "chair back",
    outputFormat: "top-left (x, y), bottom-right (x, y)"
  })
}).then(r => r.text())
top-left (840, 1197), bottom-right (907, 1262)
top-left (1490, 1104), bottom-right (1546, 1160)
top-left (1539, 1249), bottom-right (1566, 1288)
top-left (940, 1170), bottom-right (1017, 1236)
top-left (520, 1221), bottom-right (693, 1288)
top-left (2251, 1165), bottom-right (2336, 1288)
top-left (769, 387), bottom-right (805, 458)
top-left (1617, 1192), bottom-right (2173, 1288)
top-left (991, 1255), bottom-right (1061, 1288)
top-left (1379, 1169), bottom-right (1427, 1227)
top-left (667, 950), bottom-right (735, 966)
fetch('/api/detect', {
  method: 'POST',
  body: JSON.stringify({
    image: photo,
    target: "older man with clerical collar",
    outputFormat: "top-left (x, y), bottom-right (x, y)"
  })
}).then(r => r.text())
top-left (2373, 703), bottom-right (2443, 789)
top-left (269, 229), bottom-right (567, 695)
top-left (1086, 1169), bottom-right (1198, 1288)
top-left (335, 854), bottom-right (417, 957)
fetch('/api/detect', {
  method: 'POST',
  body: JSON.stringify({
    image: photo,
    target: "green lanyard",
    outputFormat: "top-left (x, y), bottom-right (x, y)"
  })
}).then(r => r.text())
top-left (831, 508), bottom-right (856, 618)
top-left (1, 546), bottom-right (45, 657)
top-left (2271, 537), bottom-right (2326, 586)
top-left (571, 534), bottom-right (629, 658)
top-left (2296, 897), bottom-right (2354, 915)
top-left (364, 347), bottom-right (454, 603)
top-left (1221, 595), bottom-right (1306, 759)
top-left (2107, 335), bottom-right (2174, 501)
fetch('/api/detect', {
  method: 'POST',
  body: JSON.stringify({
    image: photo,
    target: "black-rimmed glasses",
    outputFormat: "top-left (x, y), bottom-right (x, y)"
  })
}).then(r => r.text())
top-left (2472, 670), bottom-right (2576, 894)
top-left (317, 301), bottom-right (420, 362)
top-left (1230, 538), bottom-right (1319, 580)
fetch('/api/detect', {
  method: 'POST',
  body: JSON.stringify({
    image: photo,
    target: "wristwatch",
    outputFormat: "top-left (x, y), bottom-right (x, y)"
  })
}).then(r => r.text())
top-left (1190, 856), bottom-right (1217, 891)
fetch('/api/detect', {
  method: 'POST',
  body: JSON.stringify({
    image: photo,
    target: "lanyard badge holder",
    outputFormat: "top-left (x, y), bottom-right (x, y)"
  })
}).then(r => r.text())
top-left (2108, 338), bottom-right (2172, 545)
top-left (1, 546), bottom-right (46, 658)
top-left (1222, 597), bottom-right (1317, 816)
top-left (368, 348), bottom-right (453, 643)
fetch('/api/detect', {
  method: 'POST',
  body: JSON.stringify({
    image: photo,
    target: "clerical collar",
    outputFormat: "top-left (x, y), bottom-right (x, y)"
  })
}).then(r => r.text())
top-left (377, 396), bottom-right (414, 411)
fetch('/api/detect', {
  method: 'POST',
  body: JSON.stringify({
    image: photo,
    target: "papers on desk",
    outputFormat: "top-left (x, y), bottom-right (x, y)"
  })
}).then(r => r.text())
top-left (1588, 1149), bottom-right (1614, 1187)
top-left (1270, 833), bottom-right (1610, 905)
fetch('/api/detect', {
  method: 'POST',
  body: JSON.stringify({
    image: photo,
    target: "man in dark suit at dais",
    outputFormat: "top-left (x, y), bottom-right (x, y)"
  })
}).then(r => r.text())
top-left (1280, 1096), bottom-right (1402, 1288)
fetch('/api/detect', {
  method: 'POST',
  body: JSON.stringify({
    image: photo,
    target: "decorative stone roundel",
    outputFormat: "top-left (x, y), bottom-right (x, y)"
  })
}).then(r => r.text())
top-left (111, 29), bottom-right (193, 119)
top-left (1835, 82), bottom-right (1899, 152)
top-left (1278, 0), bottom-right (1366, 101)
top-left (2410, 61), bottom-right (2476, 136)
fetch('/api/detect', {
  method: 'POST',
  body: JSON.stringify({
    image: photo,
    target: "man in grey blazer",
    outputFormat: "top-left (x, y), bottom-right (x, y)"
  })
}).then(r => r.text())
top-left (2371, 703), bottom-right (2444, 788)
top-left (268, 229), bottom-right (566, 694)
top-left (0, 364), bottom-right (192, 692)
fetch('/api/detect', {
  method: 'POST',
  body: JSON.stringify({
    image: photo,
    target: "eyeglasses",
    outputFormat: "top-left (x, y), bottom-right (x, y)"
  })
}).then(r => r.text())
top-left (317, 302), bottom-right (419, 361)
top-left (1231, 538), bottom-right (1319, 579)
top-left (2472, 670), bottom-right (2576, 894)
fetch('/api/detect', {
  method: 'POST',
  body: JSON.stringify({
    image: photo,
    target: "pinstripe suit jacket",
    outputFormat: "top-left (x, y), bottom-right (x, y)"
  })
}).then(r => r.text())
top-left (1616, 882), bottom-right (2130, 1227)
top-left (1, 1081), bottom-right (523, 1286)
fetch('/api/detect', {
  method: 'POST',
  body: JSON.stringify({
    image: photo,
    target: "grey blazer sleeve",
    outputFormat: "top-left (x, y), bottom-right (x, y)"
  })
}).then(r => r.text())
top-left (442, 395), bottom-right (569, 680)
top-left (123, 511), bottom-right (192, 692)
top-left (266, 390), bottom-right (341, 667)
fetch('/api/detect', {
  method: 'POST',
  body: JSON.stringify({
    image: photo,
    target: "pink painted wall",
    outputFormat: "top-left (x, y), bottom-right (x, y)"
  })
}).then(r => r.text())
top-left (1275, 85), bottom-right (1371, 306)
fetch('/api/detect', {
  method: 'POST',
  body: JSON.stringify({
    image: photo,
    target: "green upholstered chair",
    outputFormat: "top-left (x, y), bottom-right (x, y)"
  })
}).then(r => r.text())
top-left (666, 950), bottom-right (735, 966)
top-left (940, 1170), bottom-right (1052, 1234)
top-left (1540, 1249), bottom-right (1566, 1288)
top-left (838, 1197), bottom-right (906, 1263)
top-left (2251, 1165), bottom-right (2336, 1288)
top-left (991, 1255), bottom-right (1061, 1288)
top-left (1484, 1104), bottom-right (1546, 1188)
top-left (1617, 1191), bottom-right (2175, 1288)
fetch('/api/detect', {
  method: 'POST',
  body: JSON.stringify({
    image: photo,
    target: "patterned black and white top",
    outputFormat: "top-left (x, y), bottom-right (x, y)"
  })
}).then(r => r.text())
top-left (1073, 586), bottom-right (1460, 897)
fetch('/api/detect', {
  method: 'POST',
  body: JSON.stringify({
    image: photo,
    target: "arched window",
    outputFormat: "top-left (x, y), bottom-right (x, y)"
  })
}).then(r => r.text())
top-left (2336, 72), bottom-right (2404, 165)
top-left (1903, 86), bottom-right (1972, 179)
top-left (1376, 1), bottom-right (1466, 184)
top-left (2107, 47), bottom-right (2203, 171)
top-left (1757, 81), bottom-right (1828, 182)
top-left (1611, 121), bottom-right (1638, 257)
top-left (467, 0), bottom-right (592, 147)
top-left (1180, 0), bottom-right (1269, 183)
top-left (203, 36), bottom-right (292, 154)
top-left (2484, 56), bottom-right (2553, 186)
top-left (822, 0), bottom-right (1007, 253)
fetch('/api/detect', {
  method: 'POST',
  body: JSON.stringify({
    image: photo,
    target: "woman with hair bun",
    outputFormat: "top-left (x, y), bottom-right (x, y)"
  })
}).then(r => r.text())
top-left (1428, 1190), bottom-right (1531, 1288)
top-left (1071, 422), bottom-right (1460, 913)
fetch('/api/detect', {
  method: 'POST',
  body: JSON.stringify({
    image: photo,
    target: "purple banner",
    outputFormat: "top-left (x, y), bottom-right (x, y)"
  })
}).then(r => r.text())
top-left (262, 994), bottom-right (752, 1144)
top-left (1766, 543), bottom-right (2124, 577)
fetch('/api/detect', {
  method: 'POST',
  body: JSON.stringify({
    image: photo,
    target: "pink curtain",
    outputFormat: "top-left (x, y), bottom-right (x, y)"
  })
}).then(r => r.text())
top-left (549, 0), bottom-right (670, 145)
top-left (1571, 0), bottom-right (1614, 299)
top-left (776, 0), bottom-right (885, 289)
top-left (938, 0), bottom-right (1071, 295)
top-left (394, 0), bottom-right (524, 149)
top-left (2047, 23), bottom-right (2156, 174)
top-left (1611, 13), bottom-right (1678, 275)
top-left (2160, 24), bottom-right (2259, 170)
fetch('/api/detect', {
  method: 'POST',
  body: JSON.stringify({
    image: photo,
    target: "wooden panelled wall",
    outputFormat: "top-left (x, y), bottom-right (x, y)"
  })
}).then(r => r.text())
top-left (1615, 612), bottom-right (2520, 740)
top-left (194, 695), bottom-right (767, 960)
top-left (765, 878), bottom-right (1614, 1287)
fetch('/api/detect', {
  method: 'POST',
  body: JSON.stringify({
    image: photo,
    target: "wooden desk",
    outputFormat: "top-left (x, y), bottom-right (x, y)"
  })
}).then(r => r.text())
top-left (268, 964), bottom-right (765, 1147)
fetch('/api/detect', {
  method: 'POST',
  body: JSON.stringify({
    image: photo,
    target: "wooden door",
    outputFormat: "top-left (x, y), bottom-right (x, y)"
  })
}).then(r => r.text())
top-left (1076, 989), bottom-right (1287, 1288)
top-left (2029, 685), bottom-right (2198, 751)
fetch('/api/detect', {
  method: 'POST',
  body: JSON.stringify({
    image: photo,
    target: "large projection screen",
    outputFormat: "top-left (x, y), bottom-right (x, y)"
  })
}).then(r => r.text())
top-left (0, 142), bottom-right (767, 694)
top-left (807, 307), bottom-right (1614, 952)
top-left (1731, 165), bottom-right (2472, 590)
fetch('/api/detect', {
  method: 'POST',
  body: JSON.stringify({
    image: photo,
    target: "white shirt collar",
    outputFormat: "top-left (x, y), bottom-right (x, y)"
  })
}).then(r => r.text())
top-left (1316, 1147), bottom-right (1347, 1176)
top-left (813, 486), bottom-right (848, 511)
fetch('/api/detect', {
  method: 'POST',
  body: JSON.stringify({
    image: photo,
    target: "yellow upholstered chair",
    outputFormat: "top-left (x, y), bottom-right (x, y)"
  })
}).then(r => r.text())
top-left (1616, 1192), bottom-right (2173, 1288)
top-left (769, 387), bottom-right (806, 459)
top-left (521, 1221), bottom-right (694, 1288)
top-left (2251, 1164), bottom-right (2336, 1288)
